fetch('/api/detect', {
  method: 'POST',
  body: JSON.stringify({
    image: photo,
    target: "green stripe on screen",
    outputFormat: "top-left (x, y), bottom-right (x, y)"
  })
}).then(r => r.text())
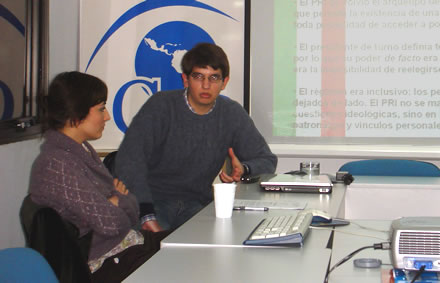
top-left (273, 0), bottom-right (297, 137)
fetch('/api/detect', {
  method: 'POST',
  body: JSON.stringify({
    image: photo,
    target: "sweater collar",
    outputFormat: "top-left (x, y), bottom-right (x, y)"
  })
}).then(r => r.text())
top-left (182, 88), bottom-right (216, 115)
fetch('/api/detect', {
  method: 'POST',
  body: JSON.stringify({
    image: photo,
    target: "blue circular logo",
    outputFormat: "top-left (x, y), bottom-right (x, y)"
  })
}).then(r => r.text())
top-left (85, 1), bottom-right (237, 133)
top-left (113, 21), bottom-right (214, 132)
top-left (135, 21), bottom-right (214, 91)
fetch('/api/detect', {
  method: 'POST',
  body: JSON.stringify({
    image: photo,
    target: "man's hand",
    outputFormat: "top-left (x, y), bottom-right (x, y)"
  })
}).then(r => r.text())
top-left (113, 178), bottom-right (129, 195)
top-left (219, 148), bottom-right (244, 183)
top-left (142, 220), bottom-right (163, 232)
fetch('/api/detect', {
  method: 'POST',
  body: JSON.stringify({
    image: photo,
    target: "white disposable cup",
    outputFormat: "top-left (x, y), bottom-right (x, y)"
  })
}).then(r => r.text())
top-left (213, 183), bottom-right (236, 218)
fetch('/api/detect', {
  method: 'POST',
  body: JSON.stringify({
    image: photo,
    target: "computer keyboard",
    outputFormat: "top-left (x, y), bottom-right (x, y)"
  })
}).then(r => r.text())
top-left (243, 211), bottom-right (313, 246)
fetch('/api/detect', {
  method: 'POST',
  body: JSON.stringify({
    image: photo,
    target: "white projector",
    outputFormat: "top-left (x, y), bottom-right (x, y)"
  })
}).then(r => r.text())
top-left (391, 217), bottom-right (440, 271)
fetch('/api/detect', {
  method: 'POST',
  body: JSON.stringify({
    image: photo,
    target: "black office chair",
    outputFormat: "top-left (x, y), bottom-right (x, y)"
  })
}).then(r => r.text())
top-left (339, 159), bottom-right (440, 177)
top-left (103, 150), bottom-right (118, 177)
top-left (20, 195), bottom-right (92, 283)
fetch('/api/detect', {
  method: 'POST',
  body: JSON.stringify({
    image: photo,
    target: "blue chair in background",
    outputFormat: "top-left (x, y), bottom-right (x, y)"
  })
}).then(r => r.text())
top-left (0, 247), bottom-right (58, 283)
top-left (339, 159), bottom-right (440, 177)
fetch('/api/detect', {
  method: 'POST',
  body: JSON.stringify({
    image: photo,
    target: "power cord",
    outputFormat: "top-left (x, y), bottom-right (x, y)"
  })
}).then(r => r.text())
top-left (410, 265), bottom-right (426, 283)
top-left (324, 242), bottom-right (391, 283)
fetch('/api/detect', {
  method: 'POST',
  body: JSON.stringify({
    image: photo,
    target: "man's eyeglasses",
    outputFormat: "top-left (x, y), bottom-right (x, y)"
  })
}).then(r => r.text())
top-left (190, 72), bottom-right (223, 83)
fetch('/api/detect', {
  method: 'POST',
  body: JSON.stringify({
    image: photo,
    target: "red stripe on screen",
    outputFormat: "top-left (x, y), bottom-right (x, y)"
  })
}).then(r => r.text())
top-left (321, 0), bottom-right (346, 137)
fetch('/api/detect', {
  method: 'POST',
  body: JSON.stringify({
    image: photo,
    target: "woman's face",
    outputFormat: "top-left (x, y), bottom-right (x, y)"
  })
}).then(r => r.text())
top-left (76, 102), bottom-right (111, 141)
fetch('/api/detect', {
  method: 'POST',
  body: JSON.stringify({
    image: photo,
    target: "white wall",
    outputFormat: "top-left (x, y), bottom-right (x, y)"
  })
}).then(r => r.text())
top-left (0, 138), bottom-right (42, 248)
top-left (48, 0), bottom-right (79, 79)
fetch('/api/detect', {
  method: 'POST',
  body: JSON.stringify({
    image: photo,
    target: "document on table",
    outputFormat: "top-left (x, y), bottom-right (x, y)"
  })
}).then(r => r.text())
top-left (234, 199), bottom-right (306, 210)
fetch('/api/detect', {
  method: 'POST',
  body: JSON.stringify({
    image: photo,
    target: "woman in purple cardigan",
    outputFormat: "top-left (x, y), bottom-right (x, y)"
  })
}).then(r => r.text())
top-left (29, 71), bottom-right (168, 282)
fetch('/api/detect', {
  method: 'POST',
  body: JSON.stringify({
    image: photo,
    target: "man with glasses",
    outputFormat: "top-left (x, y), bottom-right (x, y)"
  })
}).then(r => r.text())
top-left (116, 43), bottom-right (277, 232)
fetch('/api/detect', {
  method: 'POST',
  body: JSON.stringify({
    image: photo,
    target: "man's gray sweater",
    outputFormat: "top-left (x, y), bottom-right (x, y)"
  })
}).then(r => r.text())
top-left (115, 89), bottom-right (277, 217)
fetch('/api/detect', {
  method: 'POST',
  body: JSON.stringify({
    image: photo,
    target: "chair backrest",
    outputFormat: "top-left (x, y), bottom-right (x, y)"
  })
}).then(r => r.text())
top-left (20, 195), bottom-right (92, 283)
top-left (0, 247), bottom-right (59, 283)
top-left (103, 150), bottom-right (118, 177)
top-left (339, 159), bottom-right (440, 177)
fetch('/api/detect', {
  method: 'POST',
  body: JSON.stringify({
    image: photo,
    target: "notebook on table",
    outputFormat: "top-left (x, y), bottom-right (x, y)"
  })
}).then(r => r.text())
top-left (260, 174), bottom-right (333, 194)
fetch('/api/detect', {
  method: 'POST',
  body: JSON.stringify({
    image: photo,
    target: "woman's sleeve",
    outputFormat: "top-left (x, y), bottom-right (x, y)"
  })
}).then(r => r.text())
top-left (36, 157), bottom-right (133, 238)
top-left (117, 192), bottom-right (140, 227)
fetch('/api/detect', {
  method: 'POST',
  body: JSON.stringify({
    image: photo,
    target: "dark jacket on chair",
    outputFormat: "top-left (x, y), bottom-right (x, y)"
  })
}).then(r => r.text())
top-left (20, 194), bottom-right (92, 283)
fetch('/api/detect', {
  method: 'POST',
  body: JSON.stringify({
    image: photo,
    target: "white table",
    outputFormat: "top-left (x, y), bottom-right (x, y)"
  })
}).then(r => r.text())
top-left (124, 176), bottom-right (440, 283)
top-left (125, 247), bottom-right (332, 283)
top-left (345, 176), bottom-right (440, 220)
top-left (161, 181), bottom-right (346, 247)
top-left (328, 220), bottom-right (393, 283)
top-left (124, 181), bottom-right (345, 282)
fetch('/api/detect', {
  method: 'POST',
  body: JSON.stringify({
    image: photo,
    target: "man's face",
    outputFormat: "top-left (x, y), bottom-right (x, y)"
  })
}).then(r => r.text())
top-left (182, 66), bottom-right (229, 114)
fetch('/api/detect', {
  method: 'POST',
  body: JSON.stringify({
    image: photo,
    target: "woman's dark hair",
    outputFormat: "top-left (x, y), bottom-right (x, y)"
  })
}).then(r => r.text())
top-left (181, 43), bottom-right (229, 79)
top-left (44, 71), bottom-right (107, 130)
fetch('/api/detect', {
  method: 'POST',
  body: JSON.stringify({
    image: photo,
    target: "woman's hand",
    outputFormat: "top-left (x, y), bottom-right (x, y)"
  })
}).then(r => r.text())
top-left (108, 178), bottom-right (128, 206)
top-left (108, 195), bottom-right (119, 206)
top-left (114, 178), bottom-right (129, 195)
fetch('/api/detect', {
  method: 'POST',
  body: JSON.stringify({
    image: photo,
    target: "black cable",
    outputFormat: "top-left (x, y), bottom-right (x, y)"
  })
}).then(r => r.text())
top-left (324, 242), bottom-right (391, 283)
top-left (410, 265), bottom-right (426, 283)
top-left (324, 230), bottom-right (335, 283)
top-left (285, 170), bottom-right (306, 176)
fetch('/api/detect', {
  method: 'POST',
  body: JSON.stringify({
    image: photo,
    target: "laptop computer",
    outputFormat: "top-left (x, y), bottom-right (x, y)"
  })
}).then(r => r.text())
top-left (260, 174), bottom-right (333, 194)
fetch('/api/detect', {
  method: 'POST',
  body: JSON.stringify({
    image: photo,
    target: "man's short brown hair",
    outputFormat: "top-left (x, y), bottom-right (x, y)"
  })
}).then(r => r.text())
top-left (181, 43), bottom-right (229, 79)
